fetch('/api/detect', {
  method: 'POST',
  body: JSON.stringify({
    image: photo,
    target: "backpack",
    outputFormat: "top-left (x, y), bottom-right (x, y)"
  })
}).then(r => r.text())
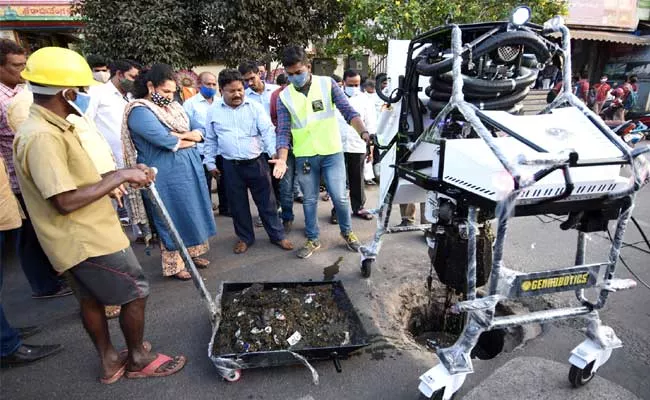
top-left (623, 88), bottom-right (638, 110)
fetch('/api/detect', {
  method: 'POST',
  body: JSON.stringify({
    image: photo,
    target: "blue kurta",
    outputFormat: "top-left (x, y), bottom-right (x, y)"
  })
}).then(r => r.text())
top-left (127, 106), bottom-right (216, 251)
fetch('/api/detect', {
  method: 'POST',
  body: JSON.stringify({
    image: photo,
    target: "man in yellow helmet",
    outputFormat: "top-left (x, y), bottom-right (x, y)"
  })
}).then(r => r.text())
top-left (12, 47), bottom-right (186, 382)
top-left (271, 45), bottom-right (370, 259)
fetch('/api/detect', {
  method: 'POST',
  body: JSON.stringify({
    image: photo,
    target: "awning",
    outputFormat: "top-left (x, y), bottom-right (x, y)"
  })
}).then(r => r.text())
top-left (569, 29), bottom-right (650, 46)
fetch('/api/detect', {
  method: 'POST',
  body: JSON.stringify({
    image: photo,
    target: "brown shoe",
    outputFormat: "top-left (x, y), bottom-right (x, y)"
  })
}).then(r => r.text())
top-left (272, 239), bottom-right (294, 250)
top-left (233, 240), bottom-right (249, 254)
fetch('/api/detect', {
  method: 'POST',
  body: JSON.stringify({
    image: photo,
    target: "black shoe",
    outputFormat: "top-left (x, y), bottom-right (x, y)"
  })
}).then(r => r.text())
top-left (294, 196), bottom-right (304, 204)
top-left (18, 326), bottom-right (41, 340)
top-left (330, 210), bottom-right (338, 225)
top-left (283, 220), bottom-right (293, 233)
top-left (32, 285), bottom-right (73, 299)
top-left (0, 344), bottom-right (63, 368)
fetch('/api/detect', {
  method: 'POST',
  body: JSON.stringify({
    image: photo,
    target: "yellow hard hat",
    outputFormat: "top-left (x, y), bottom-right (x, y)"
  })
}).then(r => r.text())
top-left (21, 47), bottom-right (99, 88)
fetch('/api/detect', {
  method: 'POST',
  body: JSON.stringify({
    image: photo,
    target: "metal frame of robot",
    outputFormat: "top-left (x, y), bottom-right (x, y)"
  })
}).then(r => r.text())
top-left (359, 14), bottom-right (650, 400)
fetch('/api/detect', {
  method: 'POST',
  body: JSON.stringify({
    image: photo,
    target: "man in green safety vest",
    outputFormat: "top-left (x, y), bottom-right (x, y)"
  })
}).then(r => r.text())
top-left (270, 45), bottom-right (371, 259)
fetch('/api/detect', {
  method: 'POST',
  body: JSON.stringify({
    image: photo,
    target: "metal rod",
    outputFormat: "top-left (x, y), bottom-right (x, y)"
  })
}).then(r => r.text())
top-left (575, 232), bottom-right (589, 304)
top-left (144, 185), bottom-right (217, 320)
top-left (466, 207), bottom-right (478, 301)
top-left (491, 306), bottom-right (592, 329)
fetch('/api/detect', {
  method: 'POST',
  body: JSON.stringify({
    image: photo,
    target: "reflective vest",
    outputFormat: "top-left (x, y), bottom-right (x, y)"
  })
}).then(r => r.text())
top-left (279, 75), bottom-right (342, 157)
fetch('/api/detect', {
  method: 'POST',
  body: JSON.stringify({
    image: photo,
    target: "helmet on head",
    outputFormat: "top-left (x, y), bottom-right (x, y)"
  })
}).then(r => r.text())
top-left (21, 47), bottom-right (98, 88)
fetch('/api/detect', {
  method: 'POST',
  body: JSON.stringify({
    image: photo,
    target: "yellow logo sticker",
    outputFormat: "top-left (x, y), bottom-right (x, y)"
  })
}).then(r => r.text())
top-left (520, 273), bottom-right (589, 292)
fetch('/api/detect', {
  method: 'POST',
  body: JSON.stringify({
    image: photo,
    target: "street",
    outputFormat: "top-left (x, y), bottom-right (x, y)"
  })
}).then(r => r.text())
top-left (1, 171), bottom-right (649, 400)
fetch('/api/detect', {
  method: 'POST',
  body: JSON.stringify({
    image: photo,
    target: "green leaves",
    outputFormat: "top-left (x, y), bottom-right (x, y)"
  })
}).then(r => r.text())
top-left (324, 0), bottom-right (568, 55)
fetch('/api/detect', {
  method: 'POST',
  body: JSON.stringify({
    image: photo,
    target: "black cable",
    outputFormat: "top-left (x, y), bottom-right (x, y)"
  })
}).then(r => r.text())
top-left (631, 216), bottom-right (650, 250)
top-left (607, 229), bottom-right (650, 290)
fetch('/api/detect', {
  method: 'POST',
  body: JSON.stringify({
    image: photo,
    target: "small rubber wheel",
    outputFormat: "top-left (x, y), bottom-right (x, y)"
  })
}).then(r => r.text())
top-left (419, 388), bottom-right (453, 400)
top-left (224, 369), bottom-right (242, 382)
top-left (361, 259), bottom-right (373, 278)
top-left (569, 361), bottom-right (595, 388)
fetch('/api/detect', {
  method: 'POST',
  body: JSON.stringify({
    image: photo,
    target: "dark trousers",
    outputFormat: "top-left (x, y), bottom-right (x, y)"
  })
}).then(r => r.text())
top-left (1, 230), bottom-right (21, 357)
top-left (16, 195), bottom-right (62, 296)
top-left (222, 157), bottom-right (285, 244)
top-left (203, 155), bottom-right (229, 213)
top-left (332, 152), bottom-right (366, 214)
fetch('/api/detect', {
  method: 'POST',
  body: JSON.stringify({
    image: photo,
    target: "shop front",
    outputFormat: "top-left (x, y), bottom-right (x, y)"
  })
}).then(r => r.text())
top-left (0, 0), bottom-right (82, 52)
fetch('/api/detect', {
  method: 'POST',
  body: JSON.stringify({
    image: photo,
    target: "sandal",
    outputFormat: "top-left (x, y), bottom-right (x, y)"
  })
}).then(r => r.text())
top-left (125, 353), bottom-right (187, 379)
top-left (105, 305), bottom-right (121, 319)
top-left (353, 209), bottom-right (374, 220)
top-left (192, 257), bottom-right (210, 269)
top-left (321, 193), bottom-right (330, 201)
top-left (100, 341), bottom-right (152, 384)
top-left (170, 271), bottom-right (192, 281)
top-left (233, 241), bottom-right (248, 254)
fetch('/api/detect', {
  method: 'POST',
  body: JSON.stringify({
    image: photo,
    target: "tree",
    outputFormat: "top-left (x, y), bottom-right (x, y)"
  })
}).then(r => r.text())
top-left (324, 0), bottom-right (568, 56)
top-left (200, 0), bottom-right (349, 66)
top-left (73, 0), bottom-right (205, 68)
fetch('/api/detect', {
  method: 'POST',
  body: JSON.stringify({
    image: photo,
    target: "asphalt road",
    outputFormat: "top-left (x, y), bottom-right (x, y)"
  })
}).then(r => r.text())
top-left (1, 161), bottom-right (649, 400)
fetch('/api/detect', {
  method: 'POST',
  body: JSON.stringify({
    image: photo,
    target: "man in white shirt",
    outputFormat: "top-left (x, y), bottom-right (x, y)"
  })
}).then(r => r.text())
top-left (183, 72), bottom-right (229, 216)
top-left (331, 69), bottom-right (377, 223)
top-left (86, 59), bottom-right (141, 168)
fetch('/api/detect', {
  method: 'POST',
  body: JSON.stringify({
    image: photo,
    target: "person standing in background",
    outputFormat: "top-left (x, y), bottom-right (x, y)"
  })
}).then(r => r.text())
top-left (86, 55), bottom-right (111, 83)
top-left (0, 39), bottom-right (71, 299)
top-left (592, 76), bottom-right (611, 115)
top-left (124, 64), bottom-right (216, 280)
top-left (183, 71), bottom-right (230, 215)
top-left (204, 69), bottom-right (292, 254)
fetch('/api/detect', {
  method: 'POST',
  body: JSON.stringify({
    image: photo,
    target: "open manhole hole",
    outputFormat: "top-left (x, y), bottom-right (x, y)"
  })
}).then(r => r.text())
top-left (406, 291), bottom-right (526, 360)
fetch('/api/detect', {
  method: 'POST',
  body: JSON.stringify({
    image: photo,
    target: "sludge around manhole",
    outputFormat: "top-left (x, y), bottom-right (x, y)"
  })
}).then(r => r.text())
top-left (399, 282), bottom-right (537, 360)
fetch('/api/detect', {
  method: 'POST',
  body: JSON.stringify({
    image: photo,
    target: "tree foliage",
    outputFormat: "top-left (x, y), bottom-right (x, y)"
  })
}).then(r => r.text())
top-left (74, 0), bottom-right (349, 68)
top-left (324, 0), bottom-right (568, 56)
top-left (73, 0), bottom-right (204, 68)
top-left (200, 0), bottom-right (348, 66)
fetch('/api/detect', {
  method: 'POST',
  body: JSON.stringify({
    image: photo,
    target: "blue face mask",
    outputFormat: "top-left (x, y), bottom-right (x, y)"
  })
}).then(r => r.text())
top-left (65, 90), bottom-right (91, 115)
top-left (288, 71), bottom-right (309, 89)
top-left (200, 85), bottom-right (216, 98)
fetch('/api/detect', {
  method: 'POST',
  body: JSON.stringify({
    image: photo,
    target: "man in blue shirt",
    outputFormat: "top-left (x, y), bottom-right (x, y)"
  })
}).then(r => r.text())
top-left (204, 69), bottom-right (293, 254)
top-left (183, 72), bottom-right (230, 216)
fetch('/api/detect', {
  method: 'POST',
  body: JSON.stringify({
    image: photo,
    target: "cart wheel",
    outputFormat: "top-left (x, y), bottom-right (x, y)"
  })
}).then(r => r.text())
top-left (419, 388), bottom-right (454, 400)
top-left (569, 361), bottom-right (595, 388)
top-left (361, 259), bottom-right (373, 278)
top-left (224, 369), bottom-right (242, 382)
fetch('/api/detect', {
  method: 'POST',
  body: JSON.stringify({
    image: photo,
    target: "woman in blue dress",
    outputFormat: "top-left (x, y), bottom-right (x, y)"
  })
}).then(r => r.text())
top-left (122, 64), bottom-right (216, 280)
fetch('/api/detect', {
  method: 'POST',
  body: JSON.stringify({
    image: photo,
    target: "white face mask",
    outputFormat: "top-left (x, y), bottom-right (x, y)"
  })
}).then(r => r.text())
top-left (92, 71), bottom-right (111, 83)
top-left (344, 86), bottom-right (360, 97)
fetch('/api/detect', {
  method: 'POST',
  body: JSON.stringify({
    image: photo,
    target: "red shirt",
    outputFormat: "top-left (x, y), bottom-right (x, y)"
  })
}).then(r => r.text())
top-left (594, 82), bottom-right (611, 102)
top-left (269, 86), bottom-right (286, 127)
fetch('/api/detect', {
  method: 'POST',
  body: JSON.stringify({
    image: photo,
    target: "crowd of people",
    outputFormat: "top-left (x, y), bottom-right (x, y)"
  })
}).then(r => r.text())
top-left (542, 63), bottom-right (640, 123)
top-left (0, 39), bottom-right (387, 382)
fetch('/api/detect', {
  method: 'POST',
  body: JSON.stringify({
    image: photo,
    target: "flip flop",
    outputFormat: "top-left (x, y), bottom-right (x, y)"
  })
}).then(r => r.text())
top-left (353, 210), bottom-right (374, 220)
top-left (100, 341), bottom-right (152, 384)
top-left (170, 271), bottom-right (192, 281)
top-left (191, 257), bottom-right (210, 269)
top-left (233, 241), bottom-right (248, 254)
top-left (125, 353), bottom-right (187, 379)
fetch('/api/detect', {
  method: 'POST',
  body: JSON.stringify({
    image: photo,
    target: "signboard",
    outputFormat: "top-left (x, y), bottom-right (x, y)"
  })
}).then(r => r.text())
top-left (566, 0), bottom-right (639, 31)
top-left (0, 2), bottom-right (76, 22)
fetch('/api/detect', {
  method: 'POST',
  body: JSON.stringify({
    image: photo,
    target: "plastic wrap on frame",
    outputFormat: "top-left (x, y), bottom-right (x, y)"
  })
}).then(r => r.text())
top-left (584, 313), bottom-right (623, 349)
top-left (465, 206), bottom-right (478, 301)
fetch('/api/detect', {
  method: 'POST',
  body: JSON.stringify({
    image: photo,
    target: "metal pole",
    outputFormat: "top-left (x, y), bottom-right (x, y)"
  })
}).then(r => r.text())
top-left (144, 184), bottom-right (217, 320)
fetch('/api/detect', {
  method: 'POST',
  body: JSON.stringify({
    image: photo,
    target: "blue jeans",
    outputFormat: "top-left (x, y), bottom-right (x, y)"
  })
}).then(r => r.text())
top-left (1, 230), bottom-right (21, 357)
top-left (296, 152), bottom-right (352, 240)
top-left (278, 152), bottom-right (296, 222)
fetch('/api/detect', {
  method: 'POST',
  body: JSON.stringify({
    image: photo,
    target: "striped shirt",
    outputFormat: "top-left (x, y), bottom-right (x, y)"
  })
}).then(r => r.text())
top-left (203, 98), bottom-right (276, 171)
top-left (275, 77), bottom-right (359, 151)
top-left (0, 82), bottom-right (23, 193)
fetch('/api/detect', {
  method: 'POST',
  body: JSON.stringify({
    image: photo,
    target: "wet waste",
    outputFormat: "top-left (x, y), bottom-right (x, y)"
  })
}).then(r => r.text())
top-left (214, 283), bottom-right (364, 355)
top-left (323, 257), bottom-right (344, 281)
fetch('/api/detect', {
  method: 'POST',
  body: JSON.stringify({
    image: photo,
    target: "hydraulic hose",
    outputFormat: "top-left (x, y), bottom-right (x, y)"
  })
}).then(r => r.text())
top-left (416, 30), bottom-right (551, 76)
top-left (435, 66), bottom-right (538, 94)
top-left (427, 86), bottom-right (530, 112)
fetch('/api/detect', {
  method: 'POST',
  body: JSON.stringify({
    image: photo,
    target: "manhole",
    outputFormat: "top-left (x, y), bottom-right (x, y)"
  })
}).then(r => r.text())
top-left (406, 289), bottom-right (526, 360)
